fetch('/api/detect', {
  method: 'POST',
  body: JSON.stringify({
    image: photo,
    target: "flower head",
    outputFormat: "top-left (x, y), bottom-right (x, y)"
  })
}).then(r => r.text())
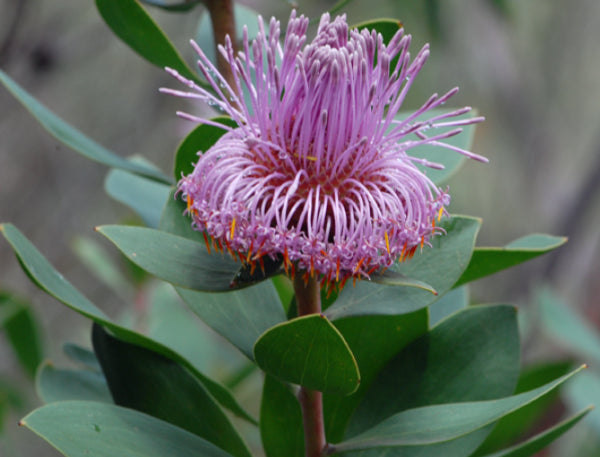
top-left (162, 12), bottom-right (486, 287)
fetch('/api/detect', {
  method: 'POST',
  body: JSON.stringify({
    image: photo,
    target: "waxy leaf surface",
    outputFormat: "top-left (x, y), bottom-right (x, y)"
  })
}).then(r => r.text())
top-left (0, 223), bottom-right (254, 424)
top-left (538, 286), bottom-right (600, 365)
top-left (92, 324), bottom-right (251, 457)
top-left (254, 314), bottom-right (360, 395)
top-left (334, 366), bottom-right (583, 453)
top-left (345, 305), bottom-right (520, 457)
top-left (480, 408), bottom-right (591, 457)
top-left (473, 361), bottom-right (574, 456)
top-left (96, 225), bottom-right (240, 291)
top-left (36, 362), bottom-right (111, 404)
top-left (178, 281), bottom-right (286, 361)
top-left (428, 285), bottom-right (469, 327)
top-left (455, 234), bottom-right (566, 287)
top-left (0, 292), bottom-right (42, 378)
top-left (105, 168), bottom-right (171, 228)
top-left (21, 401), bottom-right (234, 457)
top-left (260, 375), bottom-right (304, 457)
top-left (324, 309), bottom-right (429, 443)
top-left (95, 0), bottom-right (202, 85)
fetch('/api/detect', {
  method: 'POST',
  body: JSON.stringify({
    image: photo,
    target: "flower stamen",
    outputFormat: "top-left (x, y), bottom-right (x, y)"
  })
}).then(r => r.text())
top-left (230, 218), bottom-right (236, 240)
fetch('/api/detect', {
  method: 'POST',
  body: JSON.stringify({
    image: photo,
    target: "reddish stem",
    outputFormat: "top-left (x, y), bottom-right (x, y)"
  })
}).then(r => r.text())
top-left (294, 274), bottom-right (327, 457)
top-left (205, 0), bottom-right (237, 91)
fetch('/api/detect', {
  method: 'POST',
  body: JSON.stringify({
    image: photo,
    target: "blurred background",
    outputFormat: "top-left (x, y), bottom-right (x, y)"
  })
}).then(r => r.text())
top-left (1, 0), bottom-right (599, 455)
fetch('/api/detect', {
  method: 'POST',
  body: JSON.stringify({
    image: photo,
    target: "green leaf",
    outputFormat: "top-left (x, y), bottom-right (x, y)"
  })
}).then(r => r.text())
top-left (369, 269), bottom-right (437, 294)
top-left (174, 117), bottom-right (238, 181)
top-left (0, 292), bottom-right (43, 378)
top-left (480, 408), bottom-right (592, 457)
top-left (92, 324), bottom-right (251, 457)
top-left (140, 0), bottom-right (202, 12)
top-left (177, 281), bottom-right (286, 361)
top-left (352, 18), bottom-right (402, 43)
top-left (36, 362), bottom-right (112, 404)
top-left (95, 0), bottom-right (202, 85)
top-left (455, 234), bottom-right (567, 287)
top-left (0, 223), bottom-right (255, 424)
top-left (260, 375), bottom-right (304, 457)
top-left (325, 216), bottom-right (480, 320)
top-left (104, 169), bottom-right (171, 228)
top-left (538, 286), bottom-right (600, 365)
top-left (159, 188), bottom-right (207, 242)
top-left (0, 70), bottom-right (170, 183)
top-left (21, 401), bottom-right (234, 457)
top-left (95, 225), bottom-right (240, 291)
top-left (333, 366), bottom-right (584, 453)
top-left (324, 309), bottom-right (429, 443)
top-left (473, 360), bottom-right (574, 456)
top-left (344, 305), bottom-right (520, 456)
top-left (71, 237), bottom-right (135, 299)
top-left (564, 370), bottom-right (600, 435)
top-left (428, 285), bottom-right (469, 327)
top-left (63, 343), bottom-right (102, 371)
top-left (253, 314), bottom-right (360, 395)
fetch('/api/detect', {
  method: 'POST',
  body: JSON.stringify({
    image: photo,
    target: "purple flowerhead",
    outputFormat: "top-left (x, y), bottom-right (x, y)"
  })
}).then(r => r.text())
top-left (162, 12), bottom-right (486, 288)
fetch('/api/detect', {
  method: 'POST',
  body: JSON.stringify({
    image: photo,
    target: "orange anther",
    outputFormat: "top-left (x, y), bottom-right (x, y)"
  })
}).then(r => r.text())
top-left (203, 232), bottom-right (212, 254)
top-left (385, 231), bottom-right (390, 254)
top-left (230, 218), bottom-right (236, 240)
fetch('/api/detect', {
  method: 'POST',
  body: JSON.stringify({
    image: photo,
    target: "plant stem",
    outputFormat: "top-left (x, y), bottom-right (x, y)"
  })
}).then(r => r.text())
top-left (205, 0), bottom-right (237, 90)
top-left (294, 274), bottom-right (327, 457)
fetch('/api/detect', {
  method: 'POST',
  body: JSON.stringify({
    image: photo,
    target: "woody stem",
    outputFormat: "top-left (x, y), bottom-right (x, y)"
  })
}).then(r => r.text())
top-left (294, 274), bottom-right (327, 457)
top-left (205, 0), bottom-right (237, 91)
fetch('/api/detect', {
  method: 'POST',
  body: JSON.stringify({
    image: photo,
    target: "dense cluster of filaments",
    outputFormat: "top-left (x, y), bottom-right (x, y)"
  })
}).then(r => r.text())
top-left (161, 11), bottom-right (486, 287)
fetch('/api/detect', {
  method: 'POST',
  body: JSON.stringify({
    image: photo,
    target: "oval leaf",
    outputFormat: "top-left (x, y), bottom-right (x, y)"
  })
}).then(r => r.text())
top-left (92, 323), bottom-right (251, 457)
top-left (95, 225), bottom-right (240, 291)
top-left (0, 70), bottom-right (170, 183)
top-left (0, 292), bottom-right (42, 378)
top-left (479, 408), bottom-right (592, 457)
top-left (0, 223), bottom-right (255, 424)
top-left (349, 305), bottom-right (520, 437)
top-left (36, 362), bottom-right (112, 404)
top-left (323, 309), bottom-right (429, 443)
top-left (95, 0), bottom-right (202, 85)
top-left (370, 269), bottom-right (437, 293)
top-left (260, 375), bottom-right (304, 457)
top-left (253, 314), bottom-right (360, 395)
top-left (455, 234), bottom-right (566, 287)
top-left (333, 366), bottom-right (585, 453)
top-left (21, 401), bottom-right (234, 457)
top-left (104, 169), bottom-right (171, 228)
top-left (538, 286), bottom-right (600, 366)
top-left (177, 281), bottom-right (286, 361)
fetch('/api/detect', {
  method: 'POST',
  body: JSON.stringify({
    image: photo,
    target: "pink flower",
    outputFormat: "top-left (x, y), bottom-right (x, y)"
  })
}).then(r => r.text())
top-left (161, 12), bottom-right (486, 287)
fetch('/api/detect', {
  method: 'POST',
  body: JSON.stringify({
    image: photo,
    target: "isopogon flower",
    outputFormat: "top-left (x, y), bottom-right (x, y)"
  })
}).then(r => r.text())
top-left (161, 12), bottom-right (486, 287)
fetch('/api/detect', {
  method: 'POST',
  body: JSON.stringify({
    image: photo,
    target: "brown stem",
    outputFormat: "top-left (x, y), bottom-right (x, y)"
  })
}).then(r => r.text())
top-left (205, 0), bottom-right (237, 91)
top-left (294, 274), bottom-right (327, 457)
